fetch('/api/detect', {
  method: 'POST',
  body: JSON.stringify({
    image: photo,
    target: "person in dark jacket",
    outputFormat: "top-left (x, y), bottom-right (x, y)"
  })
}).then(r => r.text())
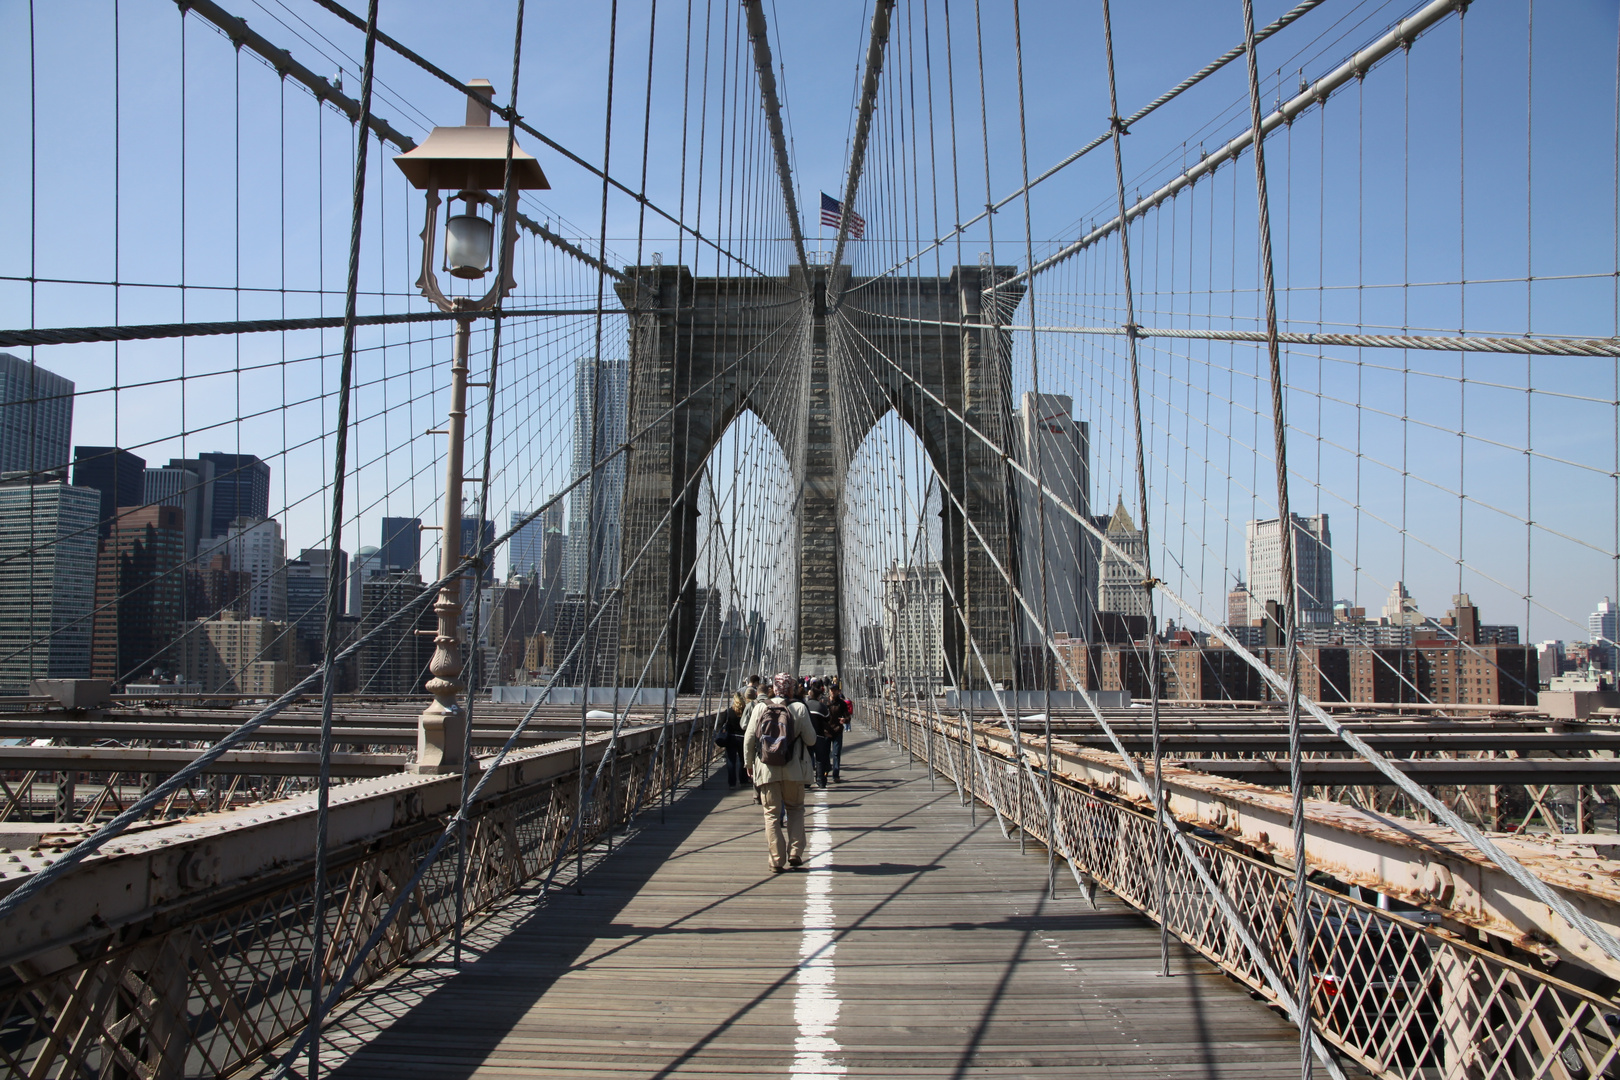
top-left (826, 687), bottom-right (848, 781)
top-left (805, 678), bottom-right (832, 787)
top-left (722, 691), bottom-right (750, 788)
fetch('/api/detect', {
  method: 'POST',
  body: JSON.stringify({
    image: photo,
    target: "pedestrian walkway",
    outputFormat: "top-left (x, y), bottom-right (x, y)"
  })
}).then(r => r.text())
top-left (312, 729), bottom-right (1303, 1077)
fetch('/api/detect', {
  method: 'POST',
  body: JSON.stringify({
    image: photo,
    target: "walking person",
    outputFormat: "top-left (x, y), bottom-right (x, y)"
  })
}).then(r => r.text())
top-left (805, 678), bottom-right (832, 788)
top-left (826, 683), bottom-right (848, 782)
top-left (719, 691), bottom-right (750, 788)
top-left (832, 675), bottom-right (853, 731)
top-left (743, 672), bottom-right (817, 873)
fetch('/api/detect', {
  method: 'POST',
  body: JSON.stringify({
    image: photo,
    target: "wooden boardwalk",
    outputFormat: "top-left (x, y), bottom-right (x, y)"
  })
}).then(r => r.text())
top-left (310, 729), bottom-right (1304, 1078)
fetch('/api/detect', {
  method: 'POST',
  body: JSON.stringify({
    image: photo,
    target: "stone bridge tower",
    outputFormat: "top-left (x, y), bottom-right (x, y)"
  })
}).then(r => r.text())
top-left (615, 263), bottom-right (1023, 691)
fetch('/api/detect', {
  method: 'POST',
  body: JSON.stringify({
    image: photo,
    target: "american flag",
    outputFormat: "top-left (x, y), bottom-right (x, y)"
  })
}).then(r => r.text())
top-left (820, 192), bottom-right (865, 240)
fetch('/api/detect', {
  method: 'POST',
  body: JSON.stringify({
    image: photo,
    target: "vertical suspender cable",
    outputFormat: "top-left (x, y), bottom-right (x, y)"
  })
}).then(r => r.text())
top-left (1099, 0), bottom-right (1169, 977)
top-left (1238, 1), bottom-right (1311, 1075)
top-left (310, 2), bottom-right (381, 1075)
top-left (581, 0), bottom-right (621, 892)
top-left (1009, 0), bottom-right (1056, 899)
top-left (941, 0), bottom-right (977, 826)
top-left (970, 0), bottom-right (1023, 851)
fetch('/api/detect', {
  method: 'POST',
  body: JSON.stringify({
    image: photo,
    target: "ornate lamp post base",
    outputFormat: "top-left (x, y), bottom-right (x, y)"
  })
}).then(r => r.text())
top-left (412, 700), bottom-right (467, 774)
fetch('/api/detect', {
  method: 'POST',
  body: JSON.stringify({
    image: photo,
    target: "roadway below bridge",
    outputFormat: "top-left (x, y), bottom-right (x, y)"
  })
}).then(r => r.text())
top-left (286, 729), bottom-right (1304, 1078)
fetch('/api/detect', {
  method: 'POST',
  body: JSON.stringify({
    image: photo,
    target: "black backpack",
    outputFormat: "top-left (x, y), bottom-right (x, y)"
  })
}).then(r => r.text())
top-left (756, 701), bottom-right (798, 766)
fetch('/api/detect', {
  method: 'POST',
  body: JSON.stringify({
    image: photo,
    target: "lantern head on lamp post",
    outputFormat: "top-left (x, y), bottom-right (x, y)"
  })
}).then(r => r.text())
top-left (394, 78), bottom-right (549, 311)
top-left (391, 80), bottom-right (548, 775)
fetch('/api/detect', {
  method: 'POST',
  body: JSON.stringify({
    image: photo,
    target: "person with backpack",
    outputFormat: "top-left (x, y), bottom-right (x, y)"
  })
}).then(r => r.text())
top-left (825, 684), bottom-right (848, 782)
top-left (743, 671), bottom-right (818, 872)
top-left (832, 675), bottom-right (853, 731)
top-left (805, 678), bottom-right (833, 787)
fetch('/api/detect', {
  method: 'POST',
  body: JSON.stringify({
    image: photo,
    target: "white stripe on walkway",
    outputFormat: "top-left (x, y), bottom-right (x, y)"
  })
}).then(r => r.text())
top-left (792, 794), bottom-right (845, 1077)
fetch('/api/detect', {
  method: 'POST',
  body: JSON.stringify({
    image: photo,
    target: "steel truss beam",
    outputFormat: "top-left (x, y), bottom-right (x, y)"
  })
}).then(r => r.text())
top-left (960, 714), bottom-right (1620, 982)
top-left (0, 746), bottom-right (407, 777)
top-left (0, 717), bottom-right (694, 965)
top-left (881, 706), bottom-right (1620, 1079)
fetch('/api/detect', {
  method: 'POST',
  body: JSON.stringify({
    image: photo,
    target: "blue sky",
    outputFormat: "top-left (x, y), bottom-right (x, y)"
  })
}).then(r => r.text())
top-left (2, 0), bottom-right (1617, 644)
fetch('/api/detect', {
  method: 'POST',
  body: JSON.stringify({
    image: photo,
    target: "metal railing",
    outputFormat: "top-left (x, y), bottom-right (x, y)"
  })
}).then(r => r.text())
top-left (0, 714), bottom-right (712, 1078)
top-left (874, 702), bottom-right (1620, 1080)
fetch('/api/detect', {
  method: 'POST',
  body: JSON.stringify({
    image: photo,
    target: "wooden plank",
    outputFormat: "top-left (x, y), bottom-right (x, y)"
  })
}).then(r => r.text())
top-left (294, 730), bottom-right (1311, 1077)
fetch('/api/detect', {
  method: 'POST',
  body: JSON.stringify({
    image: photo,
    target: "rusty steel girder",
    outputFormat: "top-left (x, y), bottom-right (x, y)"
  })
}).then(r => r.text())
top-left (880, 704), bottom-right (1620, 1080)
top-left (0, 719), bottom-right (682, 970)
top-left (962, 717), bottom-right (1620, 983)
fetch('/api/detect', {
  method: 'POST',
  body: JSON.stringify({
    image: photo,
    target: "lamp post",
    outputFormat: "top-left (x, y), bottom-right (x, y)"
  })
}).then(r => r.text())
top-left (394, 79), bottom-right (548, 773)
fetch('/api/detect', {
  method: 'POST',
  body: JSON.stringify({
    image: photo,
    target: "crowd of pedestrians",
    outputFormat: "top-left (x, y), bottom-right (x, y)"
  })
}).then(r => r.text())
top-left (715, 671), bottom-right (854, 873)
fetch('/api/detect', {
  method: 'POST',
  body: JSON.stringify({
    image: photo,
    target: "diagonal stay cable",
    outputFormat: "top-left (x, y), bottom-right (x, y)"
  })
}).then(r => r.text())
top-left (272, 304), bottom-right (810, 1075)
top-left (0, 309), bottom-right (801, 927)
top-left (304, 0), bottom-right (767, 277)
top-left (840, 315), bottom-right (1341, 1079)
top-left (848, 0), bottom-right (1331, 289)
top-left (175, 0), bottom-right (625, 280)
top-left (834, 304), bottom-right (1620, 973)
top-left (308, 3), bottom-right (380, 1073)
top-left (1002, 0), bottom-right (1461, 292)
top-left (830, 0), bottom-right (897, 283)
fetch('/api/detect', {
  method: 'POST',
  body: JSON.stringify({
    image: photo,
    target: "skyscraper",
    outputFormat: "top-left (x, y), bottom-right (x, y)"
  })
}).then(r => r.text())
top-left (461, 515), bottom-right (495, 587)
top-left (144, 461), bottom-right (205, 558)
top-left (349, 545), bottom-right (382, 619)
top-left (1227, 576), bottom-right (1253, 628)
top-left (549, 592), bottom-right (622, 686)
top-left (0, 353), bottom-right (73, 478)
top-left (1097, 497), bottom-right (1150, 621)
top-left (358, 572), bottom-right (435, 695)
top-left (91, 505), bottom-right (185, 685)
top-left (178, 611), bottom-right (296, 696)
top-left (509, 509), bottom-right (546, 579)
top-left (1382, 581), bottom-right (1425, 626)
top-left (380, 517), bottom-right (422, 574)
top-left (690, 586), bottom-right (724, 692)
top-left (198, 517), bottom-right (286, 622)
top-left (0, 477), bottom-right (100, 692)
top-left (1012, 392), bottom-right (1091, 643)
top-left (882, 561), bottom-right (945, 686)
top-left (545, 527), bottom-right (565, 585)
top-left (298, 548), bottom-right (349, 612)
top-left (196, 452), bottom-right (270, 539)
top-left (284, 559), bottom-right (326, 637)
top-left (1590, 597), bottom-right (1619, 675)
top-left (72, 446), bottom-right (146, 540)
top-left (185, 548), bottom-right (253, 620)
top-left (1245, 514), bottom-right (1334, 626)
top-left (566, 358), bottom-right (629, 596)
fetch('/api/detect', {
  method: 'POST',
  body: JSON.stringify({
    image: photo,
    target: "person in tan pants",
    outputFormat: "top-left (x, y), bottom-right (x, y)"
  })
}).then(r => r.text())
top-left (743, 672), bottom-right (819, 872)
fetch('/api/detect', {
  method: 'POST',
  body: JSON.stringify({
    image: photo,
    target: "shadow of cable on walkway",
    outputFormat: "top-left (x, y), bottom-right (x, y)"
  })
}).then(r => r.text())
top-left (309, 772), bottom-right (738, 1080)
